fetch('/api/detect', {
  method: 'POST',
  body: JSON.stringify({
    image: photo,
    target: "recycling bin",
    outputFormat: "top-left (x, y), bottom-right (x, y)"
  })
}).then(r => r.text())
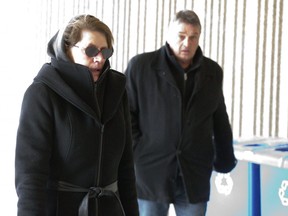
top-left (207, 161), bottom-right (248, 216)
top-left (234, 137), bottom-right (288, 216)
top-left (206, 137), bottom-right (288, 216)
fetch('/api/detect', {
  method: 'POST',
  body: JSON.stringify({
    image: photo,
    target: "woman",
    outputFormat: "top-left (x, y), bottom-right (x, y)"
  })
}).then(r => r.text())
top-left (15, 14), bottom-right (139, 216)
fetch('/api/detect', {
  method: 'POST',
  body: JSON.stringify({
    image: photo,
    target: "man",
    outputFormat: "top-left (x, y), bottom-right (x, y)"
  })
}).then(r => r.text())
top-left (125, 10), bottom-right (237, 216)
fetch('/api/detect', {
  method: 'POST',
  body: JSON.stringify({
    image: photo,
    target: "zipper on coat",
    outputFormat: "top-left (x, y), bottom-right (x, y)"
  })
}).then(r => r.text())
top-left (184, 72), bottom-right (188, 81)
top-left (96, 125), bottom-right (105, 184)
top-left (94, 83), bottom-right (102, 120)
top-left (91, 67), bottom-right (111, 216)
top-left (93, 81), bottom-right (104, 216)
top-left (94, 124), bottom-right (104, 216)
top-left (182, 72), bottom-right (188, 133)
top-left (183, 72), bottom-right (188, 90)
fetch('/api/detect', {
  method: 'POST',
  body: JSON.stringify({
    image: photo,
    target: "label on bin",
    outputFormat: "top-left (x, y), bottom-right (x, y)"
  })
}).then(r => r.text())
top-left (279, 180), bottom-right (288, 206)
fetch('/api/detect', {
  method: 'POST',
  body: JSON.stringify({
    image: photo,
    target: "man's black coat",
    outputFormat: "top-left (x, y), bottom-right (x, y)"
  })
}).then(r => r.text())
top-left (125, 45), bottom-right (237, 203)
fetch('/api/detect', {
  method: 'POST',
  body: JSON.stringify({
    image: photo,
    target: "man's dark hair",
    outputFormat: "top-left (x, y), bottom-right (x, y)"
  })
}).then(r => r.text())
top-left (172, 10), bottom-right (202, 31)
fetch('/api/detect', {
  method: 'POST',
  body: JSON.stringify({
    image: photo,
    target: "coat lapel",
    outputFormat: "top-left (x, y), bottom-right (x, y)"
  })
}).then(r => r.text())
top-left (36, 64), bottom-right (101, 122)
top-left (101, 71), bottom-right (126, 124)
top-left (152, 48), bottom-right (179, 91)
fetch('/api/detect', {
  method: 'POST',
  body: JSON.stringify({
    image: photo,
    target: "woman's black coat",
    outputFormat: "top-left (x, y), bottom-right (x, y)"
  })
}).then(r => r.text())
top-left (15, 31), bottom-right (138, 216)
top-left (125, 45), bottom-right (237, 203)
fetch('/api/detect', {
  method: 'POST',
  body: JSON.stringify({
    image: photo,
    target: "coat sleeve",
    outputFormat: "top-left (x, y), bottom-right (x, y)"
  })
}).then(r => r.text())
top-left (15, 83), bottom-right (54, 216)
top-left (212, 93), bottom-right (237, 173)
top-left (117, 90), bottom-right (139, 216)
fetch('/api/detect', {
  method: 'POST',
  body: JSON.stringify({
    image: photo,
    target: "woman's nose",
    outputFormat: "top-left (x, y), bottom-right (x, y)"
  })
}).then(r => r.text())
top-left (92, 52), bottom-right (104, 62)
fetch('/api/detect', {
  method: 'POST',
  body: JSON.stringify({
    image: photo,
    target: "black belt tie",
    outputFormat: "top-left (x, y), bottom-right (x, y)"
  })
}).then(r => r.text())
top-left (56, 180), bottom-right (124, 216)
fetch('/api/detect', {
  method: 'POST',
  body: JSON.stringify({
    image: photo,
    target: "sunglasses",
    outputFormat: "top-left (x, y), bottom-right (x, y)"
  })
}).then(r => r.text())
top-left (74, 45), bottom-right (113, 59)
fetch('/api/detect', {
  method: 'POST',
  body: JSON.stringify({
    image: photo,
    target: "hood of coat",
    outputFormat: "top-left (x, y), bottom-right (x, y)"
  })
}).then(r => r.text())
top-left (46, 28), bottom-right (112, 82)
top-left (47, 29), bottom-right (70, 62)
top-left (35, 30), bottom-right (126, 123)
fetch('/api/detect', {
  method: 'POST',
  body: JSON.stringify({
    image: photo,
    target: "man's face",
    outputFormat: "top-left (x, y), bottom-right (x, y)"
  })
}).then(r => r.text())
top-left (167, 21), bottom-right (201, 68)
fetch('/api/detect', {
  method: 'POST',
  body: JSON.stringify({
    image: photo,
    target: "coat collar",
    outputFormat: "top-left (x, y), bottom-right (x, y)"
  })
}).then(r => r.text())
top-left (152, 47), bottom-right (179, 90)
top-left (151, 45), bottom-right (206, 96)
top-left (35, 59), bottom-right (126, 124)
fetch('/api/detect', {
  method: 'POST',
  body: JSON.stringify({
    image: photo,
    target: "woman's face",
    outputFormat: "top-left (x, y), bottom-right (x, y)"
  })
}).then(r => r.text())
top-left (68, 30), bottom-right (109, 82)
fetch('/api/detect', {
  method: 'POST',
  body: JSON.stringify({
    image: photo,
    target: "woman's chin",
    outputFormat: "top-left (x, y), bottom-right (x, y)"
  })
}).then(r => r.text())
top-left (91, 70), bottom-right (101, 82)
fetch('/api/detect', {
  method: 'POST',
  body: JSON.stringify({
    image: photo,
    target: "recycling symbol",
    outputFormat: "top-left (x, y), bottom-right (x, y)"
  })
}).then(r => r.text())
top-left (278, 180), bottom-right (288, 206)
top-left (215, 173), bottom-right (233, 196)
